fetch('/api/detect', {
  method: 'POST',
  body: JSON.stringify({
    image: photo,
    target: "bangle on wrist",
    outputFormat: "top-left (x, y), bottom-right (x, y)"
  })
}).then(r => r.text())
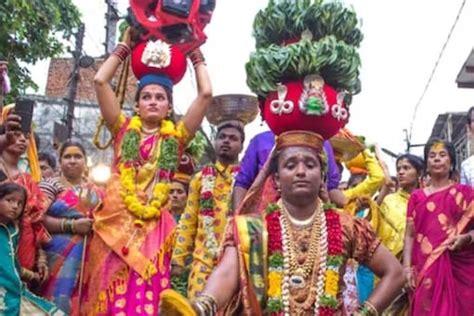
top-left (21, 268), bottom-right (35, 281)
top-left (193, 294), bottom-right (217, 316)
top-left (357, 301), bottom-right (379, 316)
top-left (64, 219), bottom-right (73, 234)
top-left (71, 219), bottom-right (76, 234)
top-left (189, 48), bottom-right (205, 68)
top-left (60, 219), bottom-right (66, 233)
top-left (112, 42), bottom-right (131, 62)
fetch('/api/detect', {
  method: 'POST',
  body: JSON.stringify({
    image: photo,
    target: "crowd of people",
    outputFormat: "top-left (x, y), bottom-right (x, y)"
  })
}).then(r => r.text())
top-left (0, 4), bottom-right (473, 316)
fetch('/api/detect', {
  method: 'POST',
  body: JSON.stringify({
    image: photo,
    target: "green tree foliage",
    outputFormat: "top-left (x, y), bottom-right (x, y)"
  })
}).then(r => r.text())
top-left (0, 0), bottom-right (81, 101)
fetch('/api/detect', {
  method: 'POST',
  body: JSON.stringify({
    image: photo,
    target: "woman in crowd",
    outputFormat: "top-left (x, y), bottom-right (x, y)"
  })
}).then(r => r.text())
top-left (0, 182), bottom-right (64, 315)
top-left (82, 28), bottom-right (212, 315)
top-left (39, 141), bottom-right (103, 315)
top-left (403, 138), bottom-right (474, 315)
top-left (378, 154), bottom-right (424, 259)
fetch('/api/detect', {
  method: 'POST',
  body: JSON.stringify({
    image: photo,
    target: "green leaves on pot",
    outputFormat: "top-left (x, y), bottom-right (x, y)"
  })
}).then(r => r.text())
top-left (253, 0), bottom-right (363, 49)
top-left (246, 35), bottom-right (361, 99)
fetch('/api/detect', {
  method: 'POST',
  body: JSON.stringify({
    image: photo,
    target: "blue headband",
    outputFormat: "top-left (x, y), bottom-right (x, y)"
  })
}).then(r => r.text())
top-left (138, 74), bottom-right (173, 93)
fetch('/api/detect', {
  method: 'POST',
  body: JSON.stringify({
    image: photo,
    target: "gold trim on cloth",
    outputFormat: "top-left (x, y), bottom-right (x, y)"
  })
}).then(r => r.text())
top-left (276, 131), bottom-right (324, 151)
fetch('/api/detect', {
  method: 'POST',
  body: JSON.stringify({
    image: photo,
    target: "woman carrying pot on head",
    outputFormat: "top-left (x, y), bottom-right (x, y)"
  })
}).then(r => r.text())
top-left (81, 27), bottom-right (212, 315)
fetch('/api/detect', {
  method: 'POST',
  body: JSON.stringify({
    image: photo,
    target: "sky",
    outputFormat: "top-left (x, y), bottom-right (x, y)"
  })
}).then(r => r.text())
top-left (29, 0), bottom-right (474, 173)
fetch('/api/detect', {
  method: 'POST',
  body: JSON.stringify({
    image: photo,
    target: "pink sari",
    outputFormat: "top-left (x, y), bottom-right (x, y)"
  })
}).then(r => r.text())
top-left (82, 116), bottom-right (188, 315)
top-left (407, 184), bottom-right (474, 316)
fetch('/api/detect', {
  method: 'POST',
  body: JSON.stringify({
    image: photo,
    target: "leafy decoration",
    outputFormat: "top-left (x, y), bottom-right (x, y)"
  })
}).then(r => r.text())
top-left (246, 35), bottom-right (361, 97)
top-left (253, 0), bottom-right (362, 48)
top-left (246, 0), bottom-right (363, 101)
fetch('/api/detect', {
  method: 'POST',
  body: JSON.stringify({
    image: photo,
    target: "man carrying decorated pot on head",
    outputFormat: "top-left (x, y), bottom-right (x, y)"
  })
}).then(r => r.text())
top-left (160, 1), bottom-right (404, 315)
top-left (171, 94), bottom-right (258, 299)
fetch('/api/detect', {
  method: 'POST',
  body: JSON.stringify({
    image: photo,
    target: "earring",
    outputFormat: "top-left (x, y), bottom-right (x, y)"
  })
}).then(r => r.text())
top-left (167, 107), bottom-right (173, 119)
top-left (134, 103), bottom-right (140, 116)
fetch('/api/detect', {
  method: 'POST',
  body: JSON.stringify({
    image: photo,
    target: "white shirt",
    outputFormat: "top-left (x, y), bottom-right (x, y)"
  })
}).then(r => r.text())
top-left (460, 156), bottom-right (474, 187)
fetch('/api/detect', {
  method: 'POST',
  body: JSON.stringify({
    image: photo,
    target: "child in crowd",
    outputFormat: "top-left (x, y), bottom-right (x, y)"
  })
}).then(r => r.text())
top-left (0, 182), bottom-right (63, 315)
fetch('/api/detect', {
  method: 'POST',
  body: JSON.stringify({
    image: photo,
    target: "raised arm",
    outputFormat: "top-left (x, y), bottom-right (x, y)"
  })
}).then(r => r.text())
top-left (93, 54), bottom-right (123, 127)
top-left (181, 49), bottom-right (212, 136)
top-left (93, 31), bottom-right (134, 127)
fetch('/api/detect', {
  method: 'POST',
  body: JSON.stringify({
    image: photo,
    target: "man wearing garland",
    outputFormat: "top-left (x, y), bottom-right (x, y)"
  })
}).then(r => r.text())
top-left (159, 1), bottom-right (406, 314)
top-left (171, 95), bottom-right (257, 298)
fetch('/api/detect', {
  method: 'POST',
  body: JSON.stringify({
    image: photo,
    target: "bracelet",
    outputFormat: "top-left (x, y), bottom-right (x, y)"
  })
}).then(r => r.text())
top-left (357, 301), bottom-right (379, 316)
top-left (112, 42), bottom-right (131, 62)
top-left (189, 48), bottom-right (205, 68)
top-left (21, 268), bottom-right (35, 281)
top-left (193, 294), bottom-right (217, 316)
top-left (64, 219), bottom-right (74, 234)
top-left (193, 301), bottom-right (206, 316)
top-left (71, 219), bottom-right (76, 234)
top-left (60, 218), bottom-right (66, 233)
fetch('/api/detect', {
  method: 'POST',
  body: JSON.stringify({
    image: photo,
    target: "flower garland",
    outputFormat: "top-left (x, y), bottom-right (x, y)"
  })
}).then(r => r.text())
top-left (199, 164), bottom-right (240, 259)
top-left (119, 116), bottom-right (181, 225)
top-left (265, 203), bottom-right (343, 315)
top-left (319, 207), bottom-right (344, 316)
top-left (265, 203), bottom-right (284, 312)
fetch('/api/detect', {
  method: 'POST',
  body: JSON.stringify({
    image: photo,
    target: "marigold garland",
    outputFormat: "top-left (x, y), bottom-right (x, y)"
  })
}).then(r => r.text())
top-left (119, 116), bottom-right (180, 223)
top-left (264, 203), bottom-right (343, 315)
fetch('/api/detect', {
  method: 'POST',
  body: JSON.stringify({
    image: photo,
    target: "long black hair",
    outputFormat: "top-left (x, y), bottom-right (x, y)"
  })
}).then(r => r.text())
top-left (0, 182), bottom-right (27, 220)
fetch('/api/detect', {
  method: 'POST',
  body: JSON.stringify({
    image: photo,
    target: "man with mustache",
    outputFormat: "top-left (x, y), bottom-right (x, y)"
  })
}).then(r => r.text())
top-left (171, 115), bottom-right (244, 299)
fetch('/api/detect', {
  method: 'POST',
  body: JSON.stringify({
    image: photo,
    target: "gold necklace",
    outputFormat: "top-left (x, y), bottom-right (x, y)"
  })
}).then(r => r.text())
top-left (281, 201), bottom-right (320, 227)
top-left (141, 126), bottom-right (160, 134)
top-left (0, 157), bottom-right (19, 179)
top-left (280, 201), bottom-right (321, 285)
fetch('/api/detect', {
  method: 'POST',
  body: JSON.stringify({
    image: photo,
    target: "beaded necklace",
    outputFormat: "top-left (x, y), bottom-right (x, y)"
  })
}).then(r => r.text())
top-left (265, 202), bottom-right (343, 315)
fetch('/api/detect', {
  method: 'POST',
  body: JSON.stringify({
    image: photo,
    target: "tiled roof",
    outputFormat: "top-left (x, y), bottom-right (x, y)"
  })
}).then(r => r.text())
top-left (45, 57), bottom-right (137, 105)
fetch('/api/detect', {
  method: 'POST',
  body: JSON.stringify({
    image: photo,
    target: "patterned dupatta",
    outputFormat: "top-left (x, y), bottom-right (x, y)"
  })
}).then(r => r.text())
top-left (42, 181), bottom-right (102, 314)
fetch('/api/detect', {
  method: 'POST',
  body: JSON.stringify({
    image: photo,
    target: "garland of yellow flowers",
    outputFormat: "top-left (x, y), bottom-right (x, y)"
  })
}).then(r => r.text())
top-left (119, 116), bottom-right (182, 226)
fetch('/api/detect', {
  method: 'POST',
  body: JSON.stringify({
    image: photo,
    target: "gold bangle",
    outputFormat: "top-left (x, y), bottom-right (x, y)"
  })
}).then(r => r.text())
top-left (21, 268), bottom-right (35, 281)
top-left (364, 301), bottom-right (379, 316)
top-left (71, 219), bottom-right (76, 234)
top-left (60, 219), bottom-right (66, 233)
top-left (195, 294), bottom-right (217, 315)
top-left (193, 301), bottom-right (206, 316)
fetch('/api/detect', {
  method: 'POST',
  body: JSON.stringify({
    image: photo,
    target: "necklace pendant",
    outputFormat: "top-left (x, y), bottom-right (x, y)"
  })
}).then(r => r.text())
top-left (289, 274), bottom-right (306, 289)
